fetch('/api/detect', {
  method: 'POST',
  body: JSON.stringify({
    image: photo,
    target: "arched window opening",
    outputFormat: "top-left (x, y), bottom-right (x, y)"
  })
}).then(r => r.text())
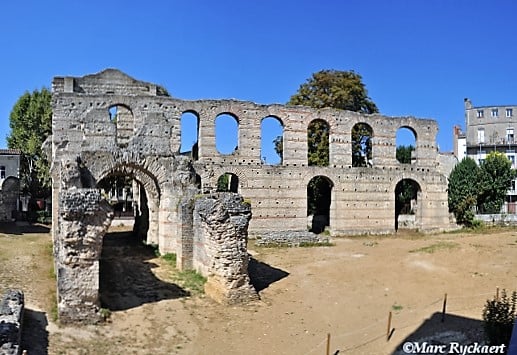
top-left (396, 127), bottom-right (417, 164)
top-left (108, 104), bottom-right (134, 148)
top-left (308, 119), bottom-right (329, 166)
top-left (180, 111), bottom-right (199, 160)
top-left (195, 174), bottom-right (202, 190)
top-left (307, 175), bottom-right (333, 233)
top-left (351, 123), bottom-right (373, 167)
top-left (216, 173), bottom-right (239, 193)
top-left (261, 116), bottom-right (284, 165)
top-left (395, 178), bottom-right (421, 231)
top-left (216, 113), bottom-right (239, 155)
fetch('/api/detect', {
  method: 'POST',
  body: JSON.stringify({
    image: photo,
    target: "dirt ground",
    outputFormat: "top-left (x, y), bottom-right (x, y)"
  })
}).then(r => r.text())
top-left (1, 223), bottom-right (516, 354)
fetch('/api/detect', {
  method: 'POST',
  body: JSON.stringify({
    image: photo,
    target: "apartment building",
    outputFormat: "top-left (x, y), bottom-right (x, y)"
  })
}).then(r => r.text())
top-left (458, 98), bottom-right (517, 213)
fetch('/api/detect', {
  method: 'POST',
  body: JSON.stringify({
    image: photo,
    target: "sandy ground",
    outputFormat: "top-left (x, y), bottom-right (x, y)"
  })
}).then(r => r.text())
top-left (1, 224), bottom-right (516, 354)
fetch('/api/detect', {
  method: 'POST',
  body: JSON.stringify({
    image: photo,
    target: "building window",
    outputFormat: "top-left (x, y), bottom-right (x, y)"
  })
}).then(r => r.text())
top-left (509, 155), bottom-right (516, 166)
top-left (0, 166), bottom-right (4, 179)
top-left (477, 128), bottom-right (485, 143)
top-left (507, 128), bottom-right (514, 143)
top-left (506, 108), bottom-right (513, 117)
top-left (477, 110), bottom-right (484, 118)
top-left (491, 109), bottom-right (499, 117)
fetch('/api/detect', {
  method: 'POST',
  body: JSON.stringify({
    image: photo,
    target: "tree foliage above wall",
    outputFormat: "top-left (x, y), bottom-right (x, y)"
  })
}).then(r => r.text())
top-left (287, 69), bottom-right (379, 218)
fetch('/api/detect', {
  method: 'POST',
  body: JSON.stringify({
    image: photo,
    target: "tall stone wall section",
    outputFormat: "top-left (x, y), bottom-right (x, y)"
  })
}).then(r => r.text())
top-left (193, 193), bottom-right (258, 304)
top-left (55, 188), bottom-right (113, 323)
top-left (51, 69), bottom-right (453, 240)
top-left (50, 69), bottom-right (454, 321)
top-left (0, 290), bottom-right (24, 355)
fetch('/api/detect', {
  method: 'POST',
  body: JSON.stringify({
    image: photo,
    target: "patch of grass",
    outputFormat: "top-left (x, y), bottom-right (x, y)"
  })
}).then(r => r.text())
top-left (392, 303), bottom-right (403, 312)
top-left (50, 292), bottom-right (58, 322)
top-left (99, 307), bottom-right (112, 321)
top-left (161, 253), bottom-right (206, 294)
top-left (409, 241), bottom-right (459, 254)
top-left (299, 241), bottom-right (334, 247)
top-left (162, 253), bottom-right (177, 267)
top-left (173, 269), bottom-right (207, 295)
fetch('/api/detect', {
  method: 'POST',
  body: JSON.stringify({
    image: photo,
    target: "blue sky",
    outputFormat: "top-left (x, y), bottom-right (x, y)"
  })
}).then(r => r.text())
top-left (1, 0), bottom-right (516, 155)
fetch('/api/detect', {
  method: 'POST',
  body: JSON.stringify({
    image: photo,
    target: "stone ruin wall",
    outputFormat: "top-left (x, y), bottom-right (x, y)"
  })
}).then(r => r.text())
top-left (50, 69), bottom-right (454, 322)
top-left (193, 193), bottom-right (258, 304)
top-left (52, 70), bottom-right (452, 238)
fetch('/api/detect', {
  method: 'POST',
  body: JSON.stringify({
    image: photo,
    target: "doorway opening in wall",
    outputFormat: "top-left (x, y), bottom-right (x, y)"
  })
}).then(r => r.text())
top-left (396, 127), bottom-right (416, 164)
top-left (307, 175), bottom-right (333, 234)
top-left (395, 178), bottom-right (421, 231)
top-left (97, 171), bottom-right (187, 311)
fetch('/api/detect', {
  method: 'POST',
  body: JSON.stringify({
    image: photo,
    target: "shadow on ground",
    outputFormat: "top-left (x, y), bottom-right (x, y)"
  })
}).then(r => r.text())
top-left (99, 231), bottom-right (189, 311)
top-left (248, 257), bottom-right (289, 292)
top-left (391, 312), bottom-right (485, 355)
top-left (0, 222), bottom-right (50, 235)
top-left (21, 308), bottom-right (49, 355)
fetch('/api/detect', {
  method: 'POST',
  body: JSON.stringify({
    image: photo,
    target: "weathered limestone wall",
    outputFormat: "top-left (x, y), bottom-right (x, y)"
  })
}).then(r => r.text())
top-left (52, 69), bottom-right (453, 240)
top-left (55, 188), bottom-right (113, 323)
top-left (0, 289), bottom-right (24, 355)
top-left (50, 68), bottom-right (455, 321)
top-left (193, 193), bottom-right (258, 304)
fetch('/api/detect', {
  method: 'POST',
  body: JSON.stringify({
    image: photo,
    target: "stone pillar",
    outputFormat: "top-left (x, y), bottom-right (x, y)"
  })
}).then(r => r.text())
top-left (55, 189), bottom-right (113, 323)
top-left (194, 193), bottom-right (258, 304)
top-left (0, 289), bottom-right (24, 355)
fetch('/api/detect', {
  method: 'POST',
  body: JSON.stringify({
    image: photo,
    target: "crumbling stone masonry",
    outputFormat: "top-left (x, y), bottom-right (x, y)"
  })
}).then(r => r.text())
top-left (50, 69), bottom-right (454, 322)
top-left (0, 289), bottom-right (24, 355)
top-left (193, 193), bottom-right (258, 304)
top-left (56, 188), bottom-right (113, 323)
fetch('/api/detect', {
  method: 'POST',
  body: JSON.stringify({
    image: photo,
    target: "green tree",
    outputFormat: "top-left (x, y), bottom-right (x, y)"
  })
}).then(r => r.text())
top-left (307, 120), bottom-right (329, 166)
top-left (288, 70), bottom-right (378, 167)
top-left (7, 88), bottom-right (52, 198)
top-left (477, 151), bottom-right (516, 214)
top-left (448, 157), bottom-right (481, 225)
top-left (273, 135), bottom-right (283, 163)
top-left (396, 145), bottom-right (414, 164)
top-left (352, 123), bottom-right (374, 167)
top-left (288, 70), bottom-right (378, 113)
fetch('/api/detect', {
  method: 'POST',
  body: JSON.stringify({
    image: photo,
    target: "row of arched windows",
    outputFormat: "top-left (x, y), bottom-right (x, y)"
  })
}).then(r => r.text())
top-left (180, 111), bottom-right (418, 166)
top-left (105, 105), bottom-right (418, 166)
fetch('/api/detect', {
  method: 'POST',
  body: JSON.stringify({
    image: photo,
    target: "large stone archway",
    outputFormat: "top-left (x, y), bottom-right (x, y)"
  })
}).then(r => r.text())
top-left (50, 69), bottom-right (454, 322)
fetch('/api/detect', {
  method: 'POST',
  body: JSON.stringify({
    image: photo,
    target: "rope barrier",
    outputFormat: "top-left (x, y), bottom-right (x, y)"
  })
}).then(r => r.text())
top-left (306, 287), bottom-right (504, 353)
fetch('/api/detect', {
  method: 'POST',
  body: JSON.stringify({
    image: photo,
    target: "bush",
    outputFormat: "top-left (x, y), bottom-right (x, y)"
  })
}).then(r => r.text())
top-left (36, 210), bottom-right (51, 224)
top-left (482, 289), bottom-right (516, 346)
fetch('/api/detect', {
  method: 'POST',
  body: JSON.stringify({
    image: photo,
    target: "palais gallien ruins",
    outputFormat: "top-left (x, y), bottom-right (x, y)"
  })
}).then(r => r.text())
top-left (49, 69), bottom-right (454, 322)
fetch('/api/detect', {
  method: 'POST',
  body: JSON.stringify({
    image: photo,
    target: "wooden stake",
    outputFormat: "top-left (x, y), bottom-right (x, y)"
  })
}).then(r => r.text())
top-left (496, 286), bottom-right (500, 301)
top-left (441, 293), bottom-right (447, 323)
top-left (387, 311), bottom-right (392, 341)
top-left (326, 333), bottom-right (331, 355)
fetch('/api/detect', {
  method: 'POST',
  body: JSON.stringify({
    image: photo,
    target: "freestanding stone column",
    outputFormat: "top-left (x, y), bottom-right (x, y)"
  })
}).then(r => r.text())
top-left (55, 189), bottom-right (113, 323)
top-left (194, 193), bottom-right (258, 304)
